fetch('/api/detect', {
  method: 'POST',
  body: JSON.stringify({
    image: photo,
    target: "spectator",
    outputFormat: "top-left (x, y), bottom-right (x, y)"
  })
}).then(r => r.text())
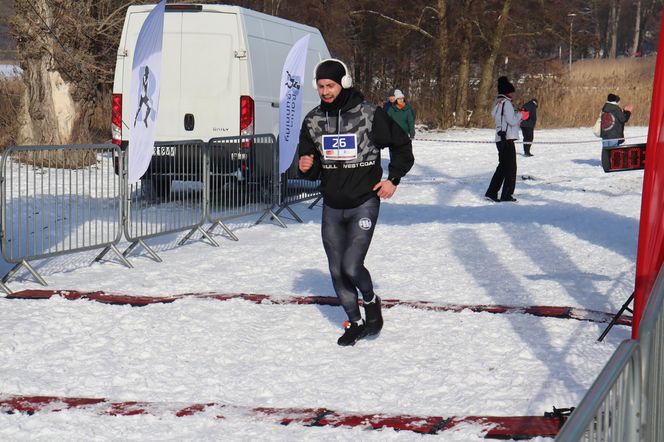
top-left (485, 76), bottom-right (528, 203)
top-left (383, 88), bottom-right (396, 112)
top-left (520, 98), bottom-right (538, 156)
top-left (298, 59), bottom-right (414, 346)
top-left (387, 89), bottom-right (416, 139)
top-left (600, 94), bottom-right (634, 148)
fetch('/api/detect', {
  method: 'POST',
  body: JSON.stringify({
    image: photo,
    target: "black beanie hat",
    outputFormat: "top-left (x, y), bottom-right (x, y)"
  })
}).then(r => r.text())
top-left (497, 76), bottom-right (515, 95)
top-left (315, 60), bottom-right (346, 86)
top-left (607, 93), bottom-right (620, 102)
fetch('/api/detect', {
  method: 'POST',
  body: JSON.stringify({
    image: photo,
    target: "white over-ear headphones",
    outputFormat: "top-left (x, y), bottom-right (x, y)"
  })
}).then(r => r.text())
top-left (312, 58), bottom-right (353, 90)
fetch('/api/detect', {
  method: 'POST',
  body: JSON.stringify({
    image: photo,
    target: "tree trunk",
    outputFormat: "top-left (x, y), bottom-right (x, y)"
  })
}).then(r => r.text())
top-left (475, 0), bottom-right (511, 119)
top-left (608, 0), bottom-right (621, 58)
top-left (631, 0), bottom-right (642, 56)
top-left (437, 0), bottom-right (450, 127)
top-left (455, 0), bottom-right (474, 126)
top-left (12, 0), bottom-right (103, 145)
top-left (591, 0), bottom-right (603, 58)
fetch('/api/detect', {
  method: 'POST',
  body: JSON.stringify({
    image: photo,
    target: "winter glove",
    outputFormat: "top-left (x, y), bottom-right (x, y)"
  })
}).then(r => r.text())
top-left (520, 110), bottom-right (530, 121)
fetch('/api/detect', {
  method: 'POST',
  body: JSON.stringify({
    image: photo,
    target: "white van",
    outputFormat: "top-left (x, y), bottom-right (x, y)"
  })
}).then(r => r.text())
top-left (111, 3), bottom-right (330, 165)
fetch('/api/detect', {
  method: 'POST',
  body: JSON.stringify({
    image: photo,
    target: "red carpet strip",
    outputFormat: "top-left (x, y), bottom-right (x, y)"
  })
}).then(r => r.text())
top-left (0, 394), bottom-right (564, 438)
top-left (6, 289), bottom-right (632, 326)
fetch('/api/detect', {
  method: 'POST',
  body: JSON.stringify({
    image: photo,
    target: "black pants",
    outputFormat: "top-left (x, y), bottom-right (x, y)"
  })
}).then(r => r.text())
top-left (322, 197), bottom-right (379, 322)
top-left (521, 127), bottom-right (534, 155)
top-left (486, 140), bottom-right (517, 200)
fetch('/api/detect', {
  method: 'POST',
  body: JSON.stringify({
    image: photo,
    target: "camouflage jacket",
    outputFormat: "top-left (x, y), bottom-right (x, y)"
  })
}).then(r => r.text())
top-left (298, 89), bottom-right (414, 209)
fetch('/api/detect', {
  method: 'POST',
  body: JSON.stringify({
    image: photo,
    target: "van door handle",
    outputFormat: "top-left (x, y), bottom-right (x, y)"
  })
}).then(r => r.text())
top-left (184, 113), bottom-right (195, 131)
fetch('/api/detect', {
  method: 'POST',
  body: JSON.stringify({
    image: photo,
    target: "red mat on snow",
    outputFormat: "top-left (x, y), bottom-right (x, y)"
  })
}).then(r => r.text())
top-left (6, 289), bottom-right (633, 326)
top-left (0, 394), bottom-right (565, 438)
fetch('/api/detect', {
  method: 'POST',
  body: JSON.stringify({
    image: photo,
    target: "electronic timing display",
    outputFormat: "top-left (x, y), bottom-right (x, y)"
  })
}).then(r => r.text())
top-left (601, 143), bottom-right (646, 173)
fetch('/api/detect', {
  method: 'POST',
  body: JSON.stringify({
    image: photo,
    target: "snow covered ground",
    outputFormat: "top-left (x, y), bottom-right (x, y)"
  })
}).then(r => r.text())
top-left (0, 64), bottom-right (22, 78)
top-left (0, 127), bottom-right (646, 440)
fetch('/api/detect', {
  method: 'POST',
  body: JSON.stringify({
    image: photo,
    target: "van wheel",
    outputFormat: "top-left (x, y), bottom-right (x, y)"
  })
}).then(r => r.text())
top-left (151, 177), bottom-right (172, 201)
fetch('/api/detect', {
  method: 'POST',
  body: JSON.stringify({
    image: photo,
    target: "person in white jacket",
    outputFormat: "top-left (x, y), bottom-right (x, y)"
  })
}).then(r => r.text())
top-left (485, 76), bottom-right (529, 203)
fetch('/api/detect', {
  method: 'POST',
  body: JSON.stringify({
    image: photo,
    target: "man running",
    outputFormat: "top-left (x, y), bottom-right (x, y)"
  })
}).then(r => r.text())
top-left (298, 59), bottom-right (414, 346)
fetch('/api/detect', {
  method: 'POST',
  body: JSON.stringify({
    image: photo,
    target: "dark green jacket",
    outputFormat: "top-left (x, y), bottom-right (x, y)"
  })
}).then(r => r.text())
top-left (387, 103), bottom-right (415, 138)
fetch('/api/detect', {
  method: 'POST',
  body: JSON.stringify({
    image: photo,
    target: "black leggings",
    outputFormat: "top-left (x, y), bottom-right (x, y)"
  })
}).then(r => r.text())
top-left (322, 197), bottom-right (380, 322)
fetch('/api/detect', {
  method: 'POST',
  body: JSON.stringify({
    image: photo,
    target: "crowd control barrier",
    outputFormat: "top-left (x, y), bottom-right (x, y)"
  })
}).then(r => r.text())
top-left (557, 263), bottom-right (664, 441)
top-left (0, 135), bottom-right (322, 291)
top-left (206, 134), bottom-right (284, 239)
top-left (276, 161), bottom-right (322, 222)
top-left (0, 144), bottom-right (126, 289)
top-left (118, 140), bottom-right (209, 261)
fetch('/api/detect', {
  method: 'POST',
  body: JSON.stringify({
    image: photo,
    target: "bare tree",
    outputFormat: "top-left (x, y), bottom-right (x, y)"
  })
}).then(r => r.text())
top-left (606, 0), bottom-right (622, 58)
top-left (475, 0), bottom-right (512, 116)
top-left (11, 0), bottom-right (130, 145)
top-left (455, 0), bottom-right (474, 126)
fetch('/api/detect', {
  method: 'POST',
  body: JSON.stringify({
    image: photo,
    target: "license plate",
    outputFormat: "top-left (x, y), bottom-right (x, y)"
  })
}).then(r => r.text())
top-left (231, 152), bottom-right (248, 160)
top-left (154, 146), bottom-right (176, 156)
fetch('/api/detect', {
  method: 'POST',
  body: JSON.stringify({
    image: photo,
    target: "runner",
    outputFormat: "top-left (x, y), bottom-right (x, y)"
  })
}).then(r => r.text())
top-left (298, 58), bottom-right (414, 346)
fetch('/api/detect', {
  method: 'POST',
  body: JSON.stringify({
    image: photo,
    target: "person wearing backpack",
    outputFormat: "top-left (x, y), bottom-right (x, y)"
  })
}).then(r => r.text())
top-left (600, 94), bottom-right (634, 148)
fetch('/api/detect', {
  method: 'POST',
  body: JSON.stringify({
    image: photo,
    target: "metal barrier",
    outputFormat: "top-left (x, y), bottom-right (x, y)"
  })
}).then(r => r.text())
top-left (206, 134), bottom-right (284, 239)
top-left (557, 263), bottom-right (664, 441)
top-left (634, 265), bottom-right (664, 442)
top-left (0, 144), bottom-right (126, 289)
top-left (275, 161), bottom-right (322, 223)
top-left (556, 341), bottom-right (642, 441)
top-left (119, 140), bottom-right (210, 261)
top-left (0, 135), bottom-right (301, 291)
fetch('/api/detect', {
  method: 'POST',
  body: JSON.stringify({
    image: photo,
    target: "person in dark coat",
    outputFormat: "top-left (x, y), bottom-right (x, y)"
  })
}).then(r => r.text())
top-left (298, 59), bottom-right (414, 346)
top-left (600, 94), bottom-right (634, 148)
top-left (383, 88), bottom-right (396, 112)
top-left (520, 98), bottom-right (538, 156)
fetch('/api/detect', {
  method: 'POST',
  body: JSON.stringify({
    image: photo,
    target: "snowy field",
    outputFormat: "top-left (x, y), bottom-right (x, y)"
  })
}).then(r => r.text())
top-left (0, 127), bottom-right (647, 440)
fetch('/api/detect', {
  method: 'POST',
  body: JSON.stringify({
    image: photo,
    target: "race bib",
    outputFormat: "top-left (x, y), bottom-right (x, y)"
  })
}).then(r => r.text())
top-left (322, 134), bottom-right (358, 161)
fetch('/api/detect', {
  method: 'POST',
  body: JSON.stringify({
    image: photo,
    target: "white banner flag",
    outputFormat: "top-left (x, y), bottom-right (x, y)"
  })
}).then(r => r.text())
top-left (128, 0), bottom-right (166, 184)
top-left (279, 35), bottom-right (310, 174)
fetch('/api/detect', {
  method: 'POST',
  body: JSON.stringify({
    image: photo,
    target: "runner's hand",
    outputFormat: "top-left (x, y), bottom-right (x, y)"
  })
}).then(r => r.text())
top-left (299, 155), bottom-right (314, 173)
top-left (373, 180), bottom-right (396, 199)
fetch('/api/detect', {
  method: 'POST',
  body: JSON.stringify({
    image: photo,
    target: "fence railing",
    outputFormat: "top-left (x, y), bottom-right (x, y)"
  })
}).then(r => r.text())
top-left (634, 263), bottom-right (664, 442)
top-left (555, 341), bottom-right (642, 441)
top-left (206, 134), bottom-right (283, 238)
top-left (0, 135), bottom-right (319, 291)
top-left (275, 161), bottom-right (321, 222)
top-left (0, 144), bottom-right (125, 285)
top-left (122, 140), bottom-right (208, 261)
top-left (557, 263), bottom-right (664, 441)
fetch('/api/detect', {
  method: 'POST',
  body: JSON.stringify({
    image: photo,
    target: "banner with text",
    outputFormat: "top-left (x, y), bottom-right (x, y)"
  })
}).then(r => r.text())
top-left (278, 35), bottom-right (310, 174)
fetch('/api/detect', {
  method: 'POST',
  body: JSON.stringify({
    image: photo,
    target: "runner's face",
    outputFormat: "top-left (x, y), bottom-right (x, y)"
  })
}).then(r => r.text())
top-left (317, 79), bottom-right (342, 103)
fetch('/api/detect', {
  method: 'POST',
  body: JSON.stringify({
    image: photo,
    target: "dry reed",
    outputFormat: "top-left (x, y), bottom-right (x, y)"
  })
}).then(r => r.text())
top-left (517, 57), bottom-right (655, 129)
